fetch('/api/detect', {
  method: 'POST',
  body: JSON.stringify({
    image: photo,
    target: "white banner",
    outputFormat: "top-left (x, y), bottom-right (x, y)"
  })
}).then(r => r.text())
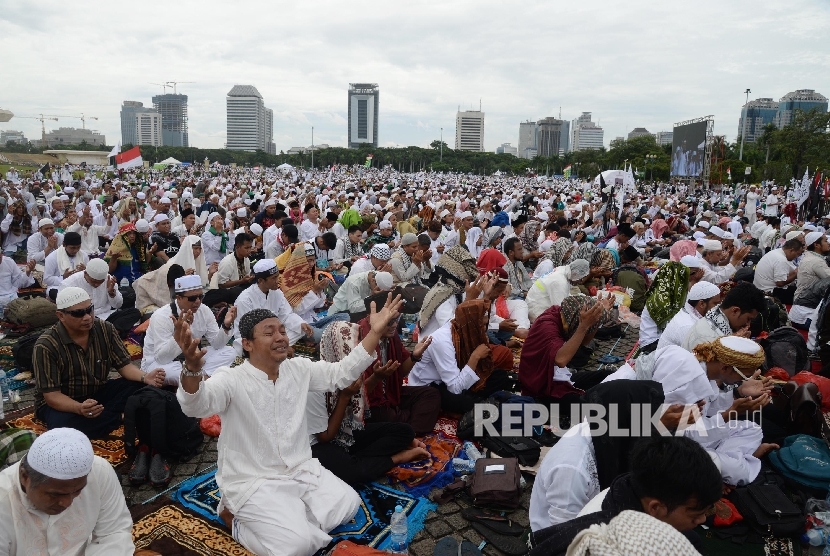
top-left (795, 168), bottom-right (810, 207)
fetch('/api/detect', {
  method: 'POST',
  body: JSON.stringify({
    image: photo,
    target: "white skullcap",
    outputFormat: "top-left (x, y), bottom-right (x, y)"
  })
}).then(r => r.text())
top-left (703, 240), bottom-right (722, 252)
top-left (688, 281), bottom-right (720, 301)
top-left (371, 244), bottom-right (393, 260)
top-left (709, 226), bottom-right (724, 238)
top-left (153, 213), bottom-right (169, 223)
top-left (253, 258), bottom-right (278, 276)
top-left (722, 232), bottom-right (734, 240)
top-left (38, 218), bottom-right (54, 228)
top-left (159, 197), bottom-right (171, 204)
top-left (785, 230), bottom-right (803, 241)
top-left (26, 428), bottom-right (94, 480)
top-left (249, 223), bottom-right (263, 236)
top-left (680, 255), bottom-right (702, 268)
top-left (374, 271), bottom-right (393, 290)
top-left (460, 211), bottom-right (473, 219)
top-left (719, 335), bottom-right (763, 355)
top-left (804, 224), bottom-right (817, 231)
top-left (236, 207), bottom-right (247, 217)
top-left (539, 239), bottom-right (554, 251)
top-left (439, 209), bottom-right (451, 218)
top-left (137, 192), bottom-right (146, 200)
top-left (191, 198), bottom-right (201, 207)
top-left (697, 221), bottom-right (710, 229)
top-left (85, 258), bottom-right (109, 281)
top-left (208, 212), bottom-right (221, 223)
top-left (537, 212), bottom-right (549, 221)
top-left (135, 219), bottom-right (150, 233)
top-left (806, 231), bottom-right (824, 247)
top-left (264, 199), bottom-right (276, 208)
top-left (174, 275), bottom-right (203, 293)
top-left (693, 231), bottom-right (706, 240)
top-left (56, 286), bottom-right (91, 310)
top-left (570, 259), bottom-right (590, 280)
top-left (400, 233), bottom-right (418, 246)
top-left (696, 237), bottom-right (707, 247)
top-left (378, 220), bottom-right (393, 230)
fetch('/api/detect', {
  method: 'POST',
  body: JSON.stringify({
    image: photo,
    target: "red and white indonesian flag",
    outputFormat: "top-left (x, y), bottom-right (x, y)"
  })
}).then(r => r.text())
top-left (115, 146), bottom-right (143, 169)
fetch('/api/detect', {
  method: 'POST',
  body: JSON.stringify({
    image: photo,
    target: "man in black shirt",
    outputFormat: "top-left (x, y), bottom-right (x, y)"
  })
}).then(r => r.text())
top-left (148, 213), bottom-right (181, 269)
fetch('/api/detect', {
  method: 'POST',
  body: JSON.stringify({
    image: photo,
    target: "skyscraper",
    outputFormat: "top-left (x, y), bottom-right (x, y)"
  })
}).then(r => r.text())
top-left (627, 127), bottom-right (654, 140)
top-left (226, 85), bottom-right (274, 152)
top-left (571, 112), bottom-right (604, 151)
top-left (654, 131), bottom-right (674, 146)
top-left (152, 93), bottom-right (189, 147)
top-left (518, 120), bottom-right (538, 159)
top-left (121, 101), bottom-right (160, 146)
top-left (495, 143), bottom-right (517, 156)
top-left (135, 112), bottom-right (162, 146)
top-left (737, 98), bottom-right (779, 143)
top-left (774, 89), bottom-right (827, 128)
top-left (455, 110), bottom-right (485, 151)
top-left (347, 83), bottom-right (379, 148)
top-left (536, 117), bottom-right (565, 157)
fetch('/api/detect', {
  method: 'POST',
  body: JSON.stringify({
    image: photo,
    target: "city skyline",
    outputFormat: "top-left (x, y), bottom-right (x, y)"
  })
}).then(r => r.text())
top-left (2, 0), bottom-right (828, 154)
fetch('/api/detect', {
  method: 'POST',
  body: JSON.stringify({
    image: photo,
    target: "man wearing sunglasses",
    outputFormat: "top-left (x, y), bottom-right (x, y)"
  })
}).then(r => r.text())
top-left (141, 274), bottom-right (237, 386)
top-left (32, 287), bottom-right (165, 438)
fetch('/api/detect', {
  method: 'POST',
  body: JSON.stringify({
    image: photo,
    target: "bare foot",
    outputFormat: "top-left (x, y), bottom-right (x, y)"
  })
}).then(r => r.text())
top-left (506, 339), bottom-right (522, 349)
top-left (752, 443), bottom-right (780, 459)
top-left (219, 508), bottom-right (234, 529)
top-left (392, 447), bottom-right (430, 465)
top-left (410, 439), bottom-right (427, 450)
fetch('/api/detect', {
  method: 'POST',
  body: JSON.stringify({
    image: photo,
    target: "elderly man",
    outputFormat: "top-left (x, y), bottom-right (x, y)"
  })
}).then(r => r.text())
top-left (697, 240), bottom-right (749, 285)
top-left (350, 243), bottom-right (393, 275)
top-left (791, 231), bottom-right (830, 328)
top-left (202, 212), bottom-right (235, 266)
top-left (26, 217), bottom-right (63, 264)
top-left (233, 259), bottom-right (312, 351)
top-left (142, 275), bottom-right (237, 385)
top-left (58, 258), bottom-right (123, 320)
top-left (526, 259), bottom-right (591, 322)
top-left (753, 237), bottom-right (804, 304)
top-left (0, 428), bottom-right (134, 555)
top-left (330, 270), bottom-right (394, 315)
top-left (67, 205), bottom-right (114, 256)
top-left (32, 287), bottom-right (164, 437)
top-left (389, 232), bottom-right (426, 285)
top-left (43, 231), bottom-right (88, 296)
top-left (173, 294), bottom-right (404, 556)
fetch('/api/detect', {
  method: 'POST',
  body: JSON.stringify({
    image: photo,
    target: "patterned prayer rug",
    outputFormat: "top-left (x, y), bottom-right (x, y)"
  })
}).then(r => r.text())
top-left (0, 412), bottom-right (129, 465)
top-left (431, 415), bottom-right (460, 442)
top-left (173, 469), bottom-right (435, 553)
top-left (386, 432), bottom-right (462, 497)
top-left (131, 500), bottom-right (252, 556)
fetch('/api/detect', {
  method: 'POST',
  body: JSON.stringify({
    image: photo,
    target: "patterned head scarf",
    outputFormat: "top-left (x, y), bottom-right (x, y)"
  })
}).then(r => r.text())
top-left (542, 237), bottom-right (571, 267)
top-left (9, 199), bottom-right (32, 236)
top-left (567, 242), bottom-right (597, 265)
top-left (560, 295), bottom-right (612, 337)
top-left (669, 240), bottom-right (699, 262)
top-left (451, 300), bottom-right (493, 392)
top-left (567, 510), bottom-right (700, 556)
top-left (281, 242), bottom-right (315, 307)
top-left (419, 245), bottom-right (479, 325)
top-left (693, 335), bottom-right (765, 373)
top-left (644, 261), bottom-right (689, 329)
top-left (482, 226), bottom-right (503, 249)
top-left (519, 220), bottom-right (541, 252)
top-left (590, 248), bottom-right (616, 271)
top-left (319, 321), bottom-right (366, 448)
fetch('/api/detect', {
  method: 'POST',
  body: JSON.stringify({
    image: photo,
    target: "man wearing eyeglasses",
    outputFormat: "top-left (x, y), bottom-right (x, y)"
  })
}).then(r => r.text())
top-left (32, 287), bottom-right (165, 438)
top-left (141, 274), bottom-right (237, 386)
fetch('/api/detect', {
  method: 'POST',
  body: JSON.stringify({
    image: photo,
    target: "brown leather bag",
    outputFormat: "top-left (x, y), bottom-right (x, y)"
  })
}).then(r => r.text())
top-left (469, 457), bottom-right (522, 510)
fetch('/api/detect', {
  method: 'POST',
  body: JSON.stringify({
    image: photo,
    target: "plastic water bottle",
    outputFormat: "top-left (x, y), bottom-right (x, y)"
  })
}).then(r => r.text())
top-left (824, 539), bottom-right (830, 556)
top-left (804, 527), bottom-right (828, 546)
top-left (389, 504), bottom-right (408, 554)
top-left (463, 441), bottom-right (484, 462)
top-left (0, 368), bottom-right (7, 403)
top-left (120, 277), bottom-right (129, 288)
top-left (452, 458), bottom-right (476, 473)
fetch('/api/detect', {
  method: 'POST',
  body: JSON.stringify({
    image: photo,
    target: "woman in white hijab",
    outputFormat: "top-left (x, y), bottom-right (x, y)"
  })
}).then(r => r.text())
top-left (602, 339), bottom-right (775, 487)
top-left (134, 236), bottom-right (210, 314)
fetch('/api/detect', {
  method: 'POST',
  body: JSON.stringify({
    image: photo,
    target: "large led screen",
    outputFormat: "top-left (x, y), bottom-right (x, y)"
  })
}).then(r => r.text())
top-left (670, 121), bottom-right (707, 177)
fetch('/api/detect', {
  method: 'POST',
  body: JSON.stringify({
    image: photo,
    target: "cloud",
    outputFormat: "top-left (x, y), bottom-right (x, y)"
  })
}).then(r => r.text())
top-left (1, 0), bottom-right (828, 153)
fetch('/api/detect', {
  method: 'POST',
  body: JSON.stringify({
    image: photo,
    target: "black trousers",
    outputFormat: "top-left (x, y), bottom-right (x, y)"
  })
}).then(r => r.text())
top-left (36, 378), bottom-right (144, 439)
top-left (311, 422), bottom-right (415, 485)
top-left (772, 286), bottom-right (795, 306)
top-left (432, 369), bottom-right (515, 414)
top-left (203, 287), bottom-right (243, 307)
top-left (365, 385), bottom-right (442, 435)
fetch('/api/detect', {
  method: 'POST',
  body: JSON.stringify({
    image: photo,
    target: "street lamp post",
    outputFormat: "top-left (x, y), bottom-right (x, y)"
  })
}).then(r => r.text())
top-left (739, 89), bottom-right (751, 162)
top-left (646, 154), bottom-right (657, 181)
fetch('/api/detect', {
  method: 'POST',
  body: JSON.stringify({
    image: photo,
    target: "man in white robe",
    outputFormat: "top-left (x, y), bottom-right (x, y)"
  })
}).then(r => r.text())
top-left (657, 281), bottom-right (721, 349)
top-left (141, 275), bottom-right (236, 385)
top-left (43, 232), bottom-right (89, 296)
top-left (0, 428), bottom-right (134, 555)
top-left (173, 293), bottom-right (404, 556)
top-left (58, 258), bottom-right (123, 320)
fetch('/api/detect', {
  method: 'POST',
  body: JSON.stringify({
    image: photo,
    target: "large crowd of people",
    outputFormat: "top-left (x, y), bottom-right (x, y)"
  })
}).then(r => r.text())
top-left (0, 160), bottom-right (823, 555)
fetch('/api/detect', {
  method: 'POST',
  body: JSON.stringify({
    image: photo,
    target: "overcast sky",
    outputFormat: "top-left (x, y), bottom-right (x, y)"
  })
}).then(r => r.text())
top-left (2, 0), bottom-right (829, 154)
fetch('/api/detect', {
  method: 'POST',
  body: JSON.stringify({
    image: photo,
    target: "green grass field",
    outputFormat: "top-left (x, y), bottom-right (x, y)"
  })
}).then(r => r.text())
top-left (0, 164), bottom-right (38, 180)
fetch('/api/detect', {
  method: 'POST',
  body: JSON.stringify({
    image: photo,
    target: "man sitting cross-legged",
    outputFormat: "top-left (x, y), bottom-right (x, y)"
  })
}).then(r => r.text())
top-left (173, 293), bottom-right (405, 556)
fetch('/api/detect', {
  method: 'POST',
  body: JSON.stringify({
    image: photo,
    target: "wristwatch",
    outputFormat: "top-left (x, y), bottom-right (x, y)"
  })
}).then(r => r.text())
top-left (181, 364), bottom-right (205, 378)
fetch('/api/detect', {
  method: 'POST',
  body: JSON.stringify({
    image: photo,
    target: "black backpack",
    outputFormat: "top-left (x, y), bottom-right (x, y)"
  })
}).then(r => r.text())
top-left (105, 308), bottom-right (141, 339)
top-left (482, 436), bottom-right (542, 467)
top-left (123, 386), bottom-right (203, 461)
top-left (13, 330), bottom-right (45, 371)
top-left (759, 326), bottom-right (809, 376)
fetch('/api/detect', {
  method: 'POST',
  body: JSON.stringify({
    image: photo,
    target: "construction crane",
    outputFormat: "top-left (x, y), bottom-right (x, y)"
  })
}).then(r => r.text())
top-left (165, 81), bottom-right (194, 94)
top-left (16, 114), bottom-right (59, 144)
top-left (149, 82), bottom-right (171, 93)
top-left (78, 113), bottom-right (98, 129)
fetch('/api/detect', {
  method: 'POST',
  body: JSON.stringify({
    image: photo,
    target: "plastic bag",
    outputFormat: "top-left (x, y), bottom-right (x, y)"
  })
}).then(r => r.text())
top-left (200, 414), bottom-right (222, 437)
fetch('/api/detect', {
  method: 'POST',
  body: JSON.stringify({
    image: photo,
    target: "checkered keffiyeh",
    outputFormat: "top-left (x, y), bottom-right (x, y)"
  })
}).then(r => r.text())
top-left (0, 428), bottom-right (37, 470)
top-left (566, 510), bottom-right (698, 556)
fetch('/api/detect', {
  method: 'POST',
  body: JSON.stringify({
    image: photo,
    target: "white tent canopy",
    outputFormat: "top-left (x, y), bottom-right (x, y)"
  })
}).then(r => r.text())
top-left (159, 157), bottom-right (182, 165)
top-left (277, 163), bottom-right (293, 171)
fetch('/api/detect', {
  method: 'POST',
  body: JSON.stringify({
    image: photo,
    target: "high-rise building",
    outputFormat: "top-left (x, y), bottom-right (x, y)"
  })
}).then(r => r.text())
top-left (654, 131), bottom-right (673, 146)
top-left (571, 112), bottom-right (604, 151)
top-left (737, 98), bottom-right (779, 144)
top-left (226, 85), bottom-right (274, 152)
top-left (495, 143), bottom-right (518, 156)
top-left (774, 89), bottom-right (827, 128)
top-left (536, 117), bottom-right (566, 158)
top-left (42, 127), bottom-right (106, 148)
top-left (135, 112), bottom-right (162, 146)
top-left (628, 127), bottom-right (654, 140)
top-left (455, 110), bottom-right (485, 151)
top-left (0, 130), bottom-right (27, 144)
top-left (559, 120), bottom-right (570, 154)
top-left (120, 101), bottom-right (160, 146)
top-left (347, 83), bottom-right (379, 148)
top-left (518, 120), bottom-right (538, 159)
top-left (152, 94), bottom-right (189, 147)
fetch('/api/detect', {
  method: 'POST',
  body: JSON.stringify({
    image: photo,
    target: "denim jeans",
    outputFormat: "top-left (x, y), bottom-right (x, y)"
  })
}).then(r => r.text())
top-left (311, 312), bottom-right (351, 342)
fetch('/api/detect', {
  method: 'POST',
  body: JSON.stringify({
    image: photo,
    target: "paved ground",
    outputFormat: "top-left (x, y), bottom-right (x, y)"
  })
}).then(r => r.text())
top-left (2, 325), bottom-right (639, 555)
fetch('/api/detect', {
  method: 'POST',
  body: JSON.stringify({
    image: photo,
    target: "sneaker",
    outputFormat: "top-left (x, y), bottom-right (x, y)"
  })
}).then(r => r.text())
top-left (128, 446), bottom-right (150, 485)
top-left (149, 452), bottom-right (172, 487)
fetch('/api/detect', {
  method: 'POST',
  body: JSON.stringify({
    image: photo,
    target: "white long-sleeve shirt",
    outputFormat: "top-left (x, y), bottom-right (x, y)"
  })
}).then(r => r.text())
top-left (201, 229), bottom-right (235, 266)
top-left (176, 346), bottom-right (375, 512)
top-left (408, 321), bottom-right (479, 394)
top-left (26, 231), bottom-right (63, 263)
top-left (0, 457), bottom-right (134, 556)
top-left (0, 256), bottom-right (35, 302)
top-left (142, 301), bottom-right (232, 369)
top-left (295, 290), bottom-right (327, 323)
top-left (43, 249), bottom-right (89, 288)
top-left (60, 271), bottom-right (123, 318)
top-left (657, 305), bottom-right (700, 349)
top-left (68, 222), bottom-right (112, 256)
top-left (233, 283), bottom-right (307, 347)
